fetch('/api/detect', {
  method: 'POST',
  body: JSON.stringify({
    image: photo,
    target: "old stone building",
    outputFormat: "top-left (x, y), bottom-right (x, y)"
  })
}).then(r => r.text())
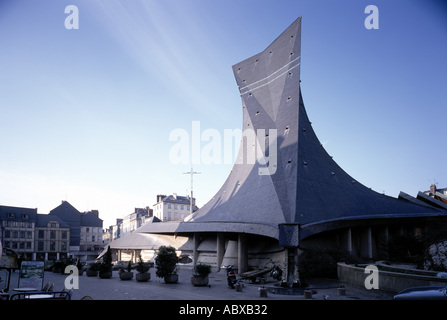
top-left (0, 205), bottom-right (70, 261)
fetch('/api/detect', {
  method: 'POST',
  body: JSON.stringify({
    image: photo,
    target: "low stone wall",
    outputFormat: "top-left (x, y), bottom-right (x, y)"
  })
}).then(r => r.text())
top-left (337, 262), bottom-right (447, 293)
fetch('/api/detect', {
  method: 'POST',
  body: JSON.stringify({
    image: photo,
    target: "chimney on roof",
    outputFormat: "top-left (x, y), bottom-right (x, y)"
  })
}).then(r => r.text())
top-left (157, 194), bottom-right (166, 202)
top-left (430, 184), bottom-right (437, 196)
top-left (173, 193), bottom-right (177, 199)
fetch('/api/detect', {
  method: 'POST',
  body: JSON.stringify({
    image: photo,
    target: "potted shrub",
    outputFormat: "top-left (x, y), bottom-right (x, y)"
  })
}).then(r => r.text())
top-left (191, 263), bottom-right (212, 286)
top-left (86, 262), bottom-right (100, 277)
top-left (155, 246), bottom-right (179, 283)
top-left (119, 261), bottom-right (134, 280)
top-left (136, 254), bottom-right (151, 282)
top-left (99, 246), bottom-right (113, 279)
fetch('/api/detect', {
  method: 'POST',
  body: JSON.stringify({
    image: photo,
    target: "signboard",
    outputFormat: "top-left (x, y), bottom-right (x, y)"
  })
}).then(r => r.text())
top-left (0, 247), bottom-right (19, 269)
top-left (18, 261), bottom-right (45, 290)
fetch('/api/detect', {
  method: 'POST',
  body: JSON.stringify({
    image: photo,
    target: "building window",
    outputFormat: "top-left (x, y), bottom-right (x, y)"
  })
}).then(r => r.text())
top-left (62, 231), bottom-right (67, 239)
top-left (7, 213), bottom-right (15, 218)
top-left (38, 230), bottom-right (45, 239)
top-left (50, 241), bottom-right (56, 252)
top-left (38, 242), bottom-right (44, 251)
top-left (50, 230), bottom-right (56, 239)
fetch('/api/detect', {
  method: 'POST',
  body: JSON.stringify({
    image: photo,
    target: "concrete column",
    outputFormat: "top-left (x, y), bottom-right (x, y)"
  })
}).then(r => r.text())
top-left (216, 233), bottom-right (225, 270)
top-left (368, 227), bottom-right (373, 259)
top-left (193, 233), bottom-right (199, 266)
top-left (347, 228), bottom-right (352, 254)
top-left (237, 233), bottom-right (248, 273)
top-left (384, 226), bottom-right (389, 259)
top-left (362, 227), bottom-right (373, 259)
top-left (287, 248), bottom-right (295, 288)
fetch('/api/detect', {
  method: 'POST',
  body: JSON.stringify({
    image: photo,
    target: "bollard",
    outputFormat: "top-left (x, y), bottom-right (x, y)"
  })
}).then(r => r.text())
top-left (337, 286), bottom-right (346, 296)
top-left (259, 286), bottom-right (268, 297)
top-left (303, 289), bottom-right (312, 299)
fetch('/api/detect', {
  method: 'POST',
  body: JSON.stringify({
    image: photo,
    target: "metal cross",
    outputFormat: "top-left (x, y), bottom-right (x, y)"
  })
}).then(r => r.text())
top-left (183, 167), bottom-right (201, 216)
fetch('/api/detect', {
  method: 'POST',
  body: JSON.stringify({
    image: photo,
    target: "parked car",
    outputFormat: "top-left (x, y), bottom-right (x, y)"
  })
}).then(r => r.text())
top-left (393, 286), bottom-right (447, 300)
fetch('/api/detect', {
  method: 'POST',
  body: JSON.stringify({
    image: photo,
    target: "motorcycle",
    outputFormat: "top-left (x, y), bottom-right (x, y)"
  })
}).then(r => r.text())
top-left (270, 264), bottom-right (283, 280)
top-left (226, 265), bottom-right (237, 289)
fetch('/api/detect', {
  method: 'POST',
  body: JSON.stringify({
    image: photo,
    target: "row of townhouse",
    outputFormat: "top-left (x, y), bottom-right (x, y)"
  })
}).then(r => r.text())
top-left (104, 207), bottom-right (152, 242)
top-left (104, 193), bottom-right (198, 242)
top-left (0, 201), bottom-right (104, 262)
top-left (153, 193), bottom-right (198, 222)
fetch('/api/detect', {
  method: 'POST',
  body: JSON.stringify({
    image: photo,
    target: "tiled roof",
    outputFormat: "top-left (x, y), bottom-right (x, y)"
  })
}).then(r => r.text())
top-left (159, 195), bottom-right (193, 205)
top-left (36, 214), bottom-right (70, 228)
top-left (139, 17), bottom-right (446, 240)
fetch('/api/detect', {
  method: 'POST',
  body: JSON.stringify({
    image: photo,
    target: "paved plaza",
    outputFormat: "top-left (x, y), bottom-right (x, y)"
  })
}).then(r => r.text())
top-left (6, 266), bottom-right (394, 301)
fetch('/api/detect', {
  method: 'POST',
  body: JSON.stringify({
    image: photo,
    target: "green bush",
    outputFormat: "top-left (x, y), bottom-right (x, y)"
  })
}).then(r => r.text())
top-left (193, 263), bottom-right (212, 277)
top-left (99, 246), bottom-right (113, 275)
top-left (136, 254), bottom-right (150, 274)
top-left (155, 246), bottom-right (178, 278)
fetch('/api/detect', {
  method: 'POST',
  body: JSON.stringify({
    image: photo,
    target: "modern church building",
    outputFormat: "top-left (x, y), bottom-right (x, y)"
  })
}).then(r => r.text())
top-left (103, 17), bottom-right (447, 285)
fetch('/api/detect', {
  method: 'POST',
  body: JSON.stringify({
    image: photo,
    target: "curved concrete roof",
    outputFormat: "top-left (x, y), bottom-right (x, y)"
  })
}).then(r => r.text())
top-left (138, 17), bottom-right (446, 241)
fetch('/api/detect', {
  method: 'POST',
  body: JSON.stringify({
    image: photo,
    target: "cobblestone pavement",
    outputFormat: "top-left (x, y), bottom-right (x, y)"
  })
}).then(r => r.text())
top-left (6, 266), bottom-right (395, 301)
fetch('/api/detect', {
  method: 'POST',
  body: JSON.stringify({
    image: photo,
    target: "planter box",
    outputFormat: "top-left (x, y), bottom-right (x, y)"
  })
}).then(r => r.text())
top-left (191, 275), bottom-right (209, 287)
top-left (136, 273), bottom-right (151, 282)
top-left (164, 274), bottom-right (178, 284)
top-left (119, 271), bottom-right (134, 280)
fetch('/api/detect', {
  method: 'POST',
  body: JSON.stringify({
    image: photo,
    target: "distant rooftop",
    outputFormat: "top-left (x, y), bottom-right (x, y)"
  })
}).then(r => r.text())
top-left (155, 194), bottom-right (195, 205)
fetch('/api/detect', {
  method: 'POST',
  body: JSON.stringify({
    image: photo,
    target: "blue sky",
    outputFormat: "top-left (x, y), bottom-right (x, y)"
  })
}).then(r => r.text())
top-left (0, 0), bottom-right (446, 227)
